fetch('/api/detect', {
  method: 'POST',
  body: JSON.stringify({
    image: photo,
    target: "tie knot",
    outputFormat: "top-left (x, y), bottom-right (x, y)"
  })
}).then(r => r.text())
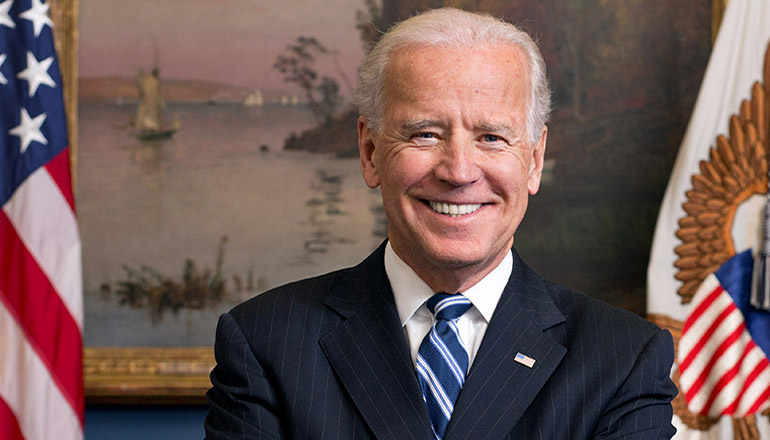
top-left (426, 293), bottom-right (471, 321)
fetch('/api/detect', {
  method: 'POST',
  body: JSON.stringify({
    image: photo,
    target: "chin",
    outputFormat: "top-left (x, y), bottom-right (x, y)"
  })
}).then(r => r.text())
top-left (422, 241), bottom-right (490, 270)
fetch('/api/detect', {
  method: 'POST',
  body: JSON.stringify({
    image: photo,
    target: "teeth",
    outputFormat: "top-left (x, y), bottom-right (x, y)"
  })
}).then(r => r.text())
top-left (429, 201), bottom-right (482, 217)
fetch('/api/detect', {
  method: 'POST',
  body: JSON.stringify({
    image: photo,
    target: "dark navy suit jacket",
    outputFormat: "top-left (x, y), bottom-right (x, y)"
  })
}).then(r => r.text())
top-left (205, 243), bottom-right (677, 439)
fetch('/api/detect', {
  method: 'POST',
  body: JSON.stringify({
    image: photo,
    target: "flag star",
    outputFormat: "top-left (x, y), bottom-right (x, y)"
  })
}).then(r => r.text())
top-left (19, 0), bottom-right (52, 37)
top-left (0, 54), bottom-right (7, 85)
top-left (0, 0), bottom-right (14, 29)
top-left (8, 108), bottom-right (48, 154)
top-left (17, 51), bottom-right (55, 96)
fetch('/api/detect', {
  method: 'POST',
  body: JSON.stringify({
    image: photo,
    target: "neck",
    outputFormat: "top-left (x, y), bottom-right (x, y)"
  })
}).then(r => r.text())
top-left (391, 243), bottom-right (511, 294)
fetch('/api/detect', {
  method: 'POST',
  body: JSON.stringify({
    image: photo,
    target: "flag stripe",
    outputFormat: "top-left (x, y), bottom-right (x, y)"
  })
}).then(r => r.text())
top-left (2, 166), bottom-right (83, 327)
top-left (681, 283), bottom-right (723, 334)
top-left (678, 278), bottom-right (730, 355)
top-left (679, 297), bottom-right (738, 373)
top-left (700, 340), bottom-right (755, 414)
top-left (678, 262), bottom-right (770, 417)
top-left (732, 357), bottom-right (770, 415)
top-left (0, 301), bottom-right (83, 440)
top-left (743, 373), bottom-right (770, 414)
top-left (1, 1), bottom-right (83, 437)
top-left (687, 325), bottom-right (754, 413)
top-left (43, 147), bottom-right (75, 212)
top-left (708, 351), bottom-right (770, 416)
top-left (723, 343), bottom-right (766, 415)
top-left (0, 396), bottom-right (25, 440)
top-left (0, 210), bottom-right (84, 416)
top-left (679, 300), bottom-right (740, 393)
top-left (684, 320), bottom-right (745, 401)
top-left (685, 325), bottom-right (746, 400)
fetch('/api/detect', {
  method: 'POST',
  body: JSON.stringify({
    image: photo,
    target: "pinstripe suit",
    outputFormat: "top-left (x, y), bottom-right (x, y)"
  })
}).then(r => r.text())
top-left (205, 243), bottom-right (677, 439)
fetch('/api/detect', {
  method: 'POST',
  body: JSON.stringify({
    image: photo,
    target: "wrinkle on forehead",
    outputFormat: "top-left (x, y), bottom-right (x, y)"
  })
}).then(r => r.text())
top-left (384, 44), bottom-right (529, 110)
top-left (381, 44), bottom-right (531, 140)
top-left (387, 43), bottom-right (527, 83)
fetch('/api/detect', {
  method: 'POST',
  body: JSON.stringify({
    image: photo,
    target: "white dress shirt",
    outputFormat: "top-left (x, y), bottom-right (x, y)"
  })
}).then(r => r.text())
top-left (384, 242), bottom-right (513, 369)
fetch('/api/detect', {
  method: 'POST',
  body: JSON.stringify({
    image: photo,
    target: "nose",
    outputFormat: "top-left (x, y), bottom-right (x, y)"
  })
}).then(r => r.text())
top-left (433, 137), bottom-right (481, 186)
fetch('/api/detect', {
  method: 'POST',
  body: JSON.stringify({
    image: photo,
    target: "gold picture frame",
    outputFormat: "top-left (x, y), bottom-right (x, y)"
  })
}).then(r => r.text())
top-left (83, 347), bottom-right (213, 404)
top-left (52, 0), bottom-right (725, 405)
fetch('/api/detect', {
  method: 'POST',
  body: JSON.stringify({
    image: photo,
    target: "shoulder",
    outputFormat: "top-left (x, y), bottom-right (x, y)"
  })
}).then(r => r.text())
top-left (511, 249), bottom-right (665, 346)
top-left (550, 279), bottom-right (660, 336)
top-left (539, 277), bottom-right (673, 366)
top-left (225, 242), bottom-right (388, 331)
top-left (226, 266), bottom-right (348, 327)
top-left (552, 276), bottom-right (666, 341)
top-left (211, 267), bottom-right (354, 367)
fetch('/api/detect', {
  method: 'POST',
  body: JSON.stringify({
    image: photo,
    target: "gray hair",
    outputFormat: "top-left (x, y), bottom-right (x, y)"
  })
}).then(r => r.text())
top-left (355, 8), bottom-right (551, 144)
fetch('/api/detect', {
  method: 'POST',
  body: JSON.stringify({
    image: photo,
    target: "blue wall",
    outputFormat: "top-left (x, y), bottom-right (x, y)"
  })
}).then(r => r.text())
top-left (85, 405), bottom-right (208, 440)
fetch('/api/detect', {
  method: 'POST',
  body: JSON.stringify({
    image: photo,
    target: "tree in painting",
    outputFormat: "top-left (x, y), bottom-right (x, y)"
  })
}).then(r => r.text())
top-left (273, 37), bottom-right (343, 126)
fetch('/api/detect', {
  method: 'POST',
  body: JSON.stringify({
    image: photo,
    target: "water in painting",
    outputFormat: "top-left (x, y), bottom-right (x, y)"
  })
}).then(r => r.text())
top-left (78, 102), bottom-right (384, 346)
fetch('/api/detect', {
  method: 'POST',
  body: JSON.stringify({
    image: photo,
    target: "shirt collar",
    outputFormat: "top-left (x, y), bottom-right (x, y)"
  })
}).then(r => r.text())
top-left (385, 241), bottom-right (513, 326)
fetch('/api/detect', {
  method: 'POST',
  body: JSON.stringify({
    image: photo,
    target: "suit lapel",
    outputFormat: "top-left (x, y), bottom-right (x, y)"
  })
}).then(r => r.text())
top-left (319, 244), bottom-right (433, 440)
top-left (445, 250), bottom-right (567, 440)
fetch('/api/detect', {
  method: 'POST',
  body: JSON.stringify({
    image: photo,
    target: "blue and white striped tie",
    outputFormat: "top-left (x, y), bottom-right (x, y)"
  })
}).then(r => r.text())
top-left (416, 293), bottom-right (472, 440)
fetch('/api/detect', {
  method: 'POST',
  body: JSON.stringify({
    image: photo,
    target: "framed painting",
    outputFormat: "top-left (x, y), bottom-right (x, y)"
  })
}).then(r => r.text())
top-left (71, 0), bottom-right (387, 404)
top-left (54, 0), bottom-right (718, 403)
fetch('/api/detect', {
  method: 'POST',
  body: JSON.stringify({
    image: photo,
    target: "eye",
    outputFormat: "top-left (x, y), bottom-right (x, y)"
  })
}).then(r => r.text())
top-left (411, 132), bottom-right (439, 145)
top-left (481, 134), bottom-right (504, 143)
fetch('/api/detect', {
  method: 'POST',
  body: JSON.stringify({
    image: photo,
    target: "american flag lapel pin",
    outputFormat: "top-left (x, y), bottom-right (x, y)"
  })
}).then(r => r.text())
top-left (514, 352), bottom-right (536, 368)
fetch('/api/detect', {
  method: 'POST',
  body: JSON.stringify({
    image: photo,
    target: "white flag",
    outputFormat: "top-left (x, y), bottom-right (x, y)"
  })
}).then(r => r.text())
top-left (648, 0), bottom-right (770, 438)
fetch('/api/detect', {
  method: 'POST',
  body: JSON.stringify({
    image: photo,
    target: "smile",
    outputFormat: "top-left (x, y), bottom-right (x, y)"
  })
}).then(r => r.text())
top-left (428, 201), bottom-right (482, 217)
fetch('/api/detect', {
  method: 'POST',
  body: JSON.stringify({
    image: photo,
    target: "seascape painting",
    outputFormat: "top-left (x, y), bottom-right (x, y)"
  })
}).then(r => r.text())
top-left (77, 0), bottom-right (712, 347)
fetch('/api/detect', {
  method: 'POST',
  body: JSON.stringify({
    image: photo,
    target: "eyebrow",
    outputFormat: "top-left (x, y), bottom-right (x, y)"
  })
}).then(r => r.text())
top-left (476, 123), bottom-right (515, 135)
top-left (396, 119), bottom-right (519, 138)
top-left (399, 119), bottom-right (446, 132)
top-left (400, 120), bottom-right (515, 131)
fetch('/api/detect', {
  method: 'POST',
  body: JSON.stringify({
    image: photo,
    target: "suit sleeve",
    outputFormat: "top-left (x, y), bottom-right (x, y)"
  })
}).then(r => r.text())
top-left (592, 328), bottom-right (678, 439)
top-left (204, 312), bottom-right (285, 440)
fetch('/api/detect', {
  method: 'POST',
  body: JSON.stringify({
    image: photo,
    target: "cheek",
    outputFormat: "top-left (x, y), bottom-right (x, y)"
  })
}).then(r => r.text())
top-left (381, 152), bottom-right (434, 190)
top-left (489, 157), bottom-right (531, 194)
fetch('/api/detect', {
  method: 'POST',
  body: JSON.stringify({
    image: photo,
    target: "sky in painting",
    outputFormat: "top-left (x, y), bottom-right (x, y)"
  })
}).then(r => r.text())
top-left (79, 0), bottom-right (369, 96)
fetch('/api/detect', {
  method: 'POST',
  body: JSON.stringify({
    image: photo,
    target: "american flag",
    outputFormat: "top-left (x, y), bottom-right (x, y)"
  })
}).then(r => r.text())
top-left (0, 0), bottom-right (84, 439)
top-left (678, 250), bottom-right (770, 417)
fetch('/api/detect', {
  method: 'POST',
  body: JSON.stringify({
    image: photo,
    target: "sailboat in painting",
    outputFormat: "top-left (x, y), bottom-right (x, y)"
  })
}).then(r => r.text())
top-left (131, 66), bottom-right (180, 141)
top-left (244, 88), bottom-right (264, 107)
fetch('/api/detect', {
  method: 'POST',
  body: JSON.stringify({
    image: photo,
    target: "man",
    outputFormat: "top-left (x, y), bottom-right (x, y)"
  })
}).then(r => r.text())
top-left (205, 8), bottom-right (677, 439)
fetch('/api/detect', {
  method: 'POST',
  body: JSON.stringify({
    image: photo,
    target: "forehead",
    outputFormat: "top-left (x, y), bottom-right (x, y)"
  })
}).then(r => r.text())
top-left (383, 44), bottom-right (530, 119)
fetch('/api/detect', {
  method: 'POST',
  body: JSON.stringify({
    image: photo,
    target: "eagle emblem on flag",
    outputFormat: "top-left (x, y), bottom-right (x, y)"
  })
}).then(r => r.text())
top-left (663, 42), bottom-right (770, 437)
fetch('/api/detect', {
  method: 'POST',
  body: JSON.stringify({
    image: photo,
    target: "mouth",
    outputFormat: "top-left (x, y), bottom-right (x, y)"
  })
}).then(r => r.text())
top-left (428, 200), bottom-right (483, 217)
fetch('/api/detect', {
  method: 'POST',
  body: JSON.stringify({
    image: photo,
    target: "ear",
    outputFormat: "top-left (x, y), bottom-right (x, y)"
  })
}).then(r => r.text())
top-left (358, 116), bottom-right (381, 189)
top-left (527, 126), bottom-right (547, 195)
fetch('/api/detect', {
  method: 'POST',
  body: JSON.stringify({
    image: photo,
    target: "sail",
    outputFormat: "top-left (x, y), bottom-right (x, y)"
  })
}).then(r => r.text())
top-left (244, 89), bottom-right (264, 107)
top-left (133, 68), bottom-right (164, 131)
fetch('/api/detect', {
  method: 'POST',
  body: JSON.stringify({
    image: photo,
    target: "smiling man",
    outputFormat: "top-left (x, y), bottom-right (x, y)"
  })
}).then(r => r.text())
top-left (205, 8), bottom-right (677, 440)
top-left (358, 40), bottom-right (544, 296)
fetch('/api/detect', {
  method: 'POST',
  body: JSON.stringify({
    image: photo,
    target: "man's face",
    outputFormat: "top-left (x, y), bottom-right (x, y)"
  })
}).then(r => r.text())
top-left (358, 44), bottom-right (547, 291)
